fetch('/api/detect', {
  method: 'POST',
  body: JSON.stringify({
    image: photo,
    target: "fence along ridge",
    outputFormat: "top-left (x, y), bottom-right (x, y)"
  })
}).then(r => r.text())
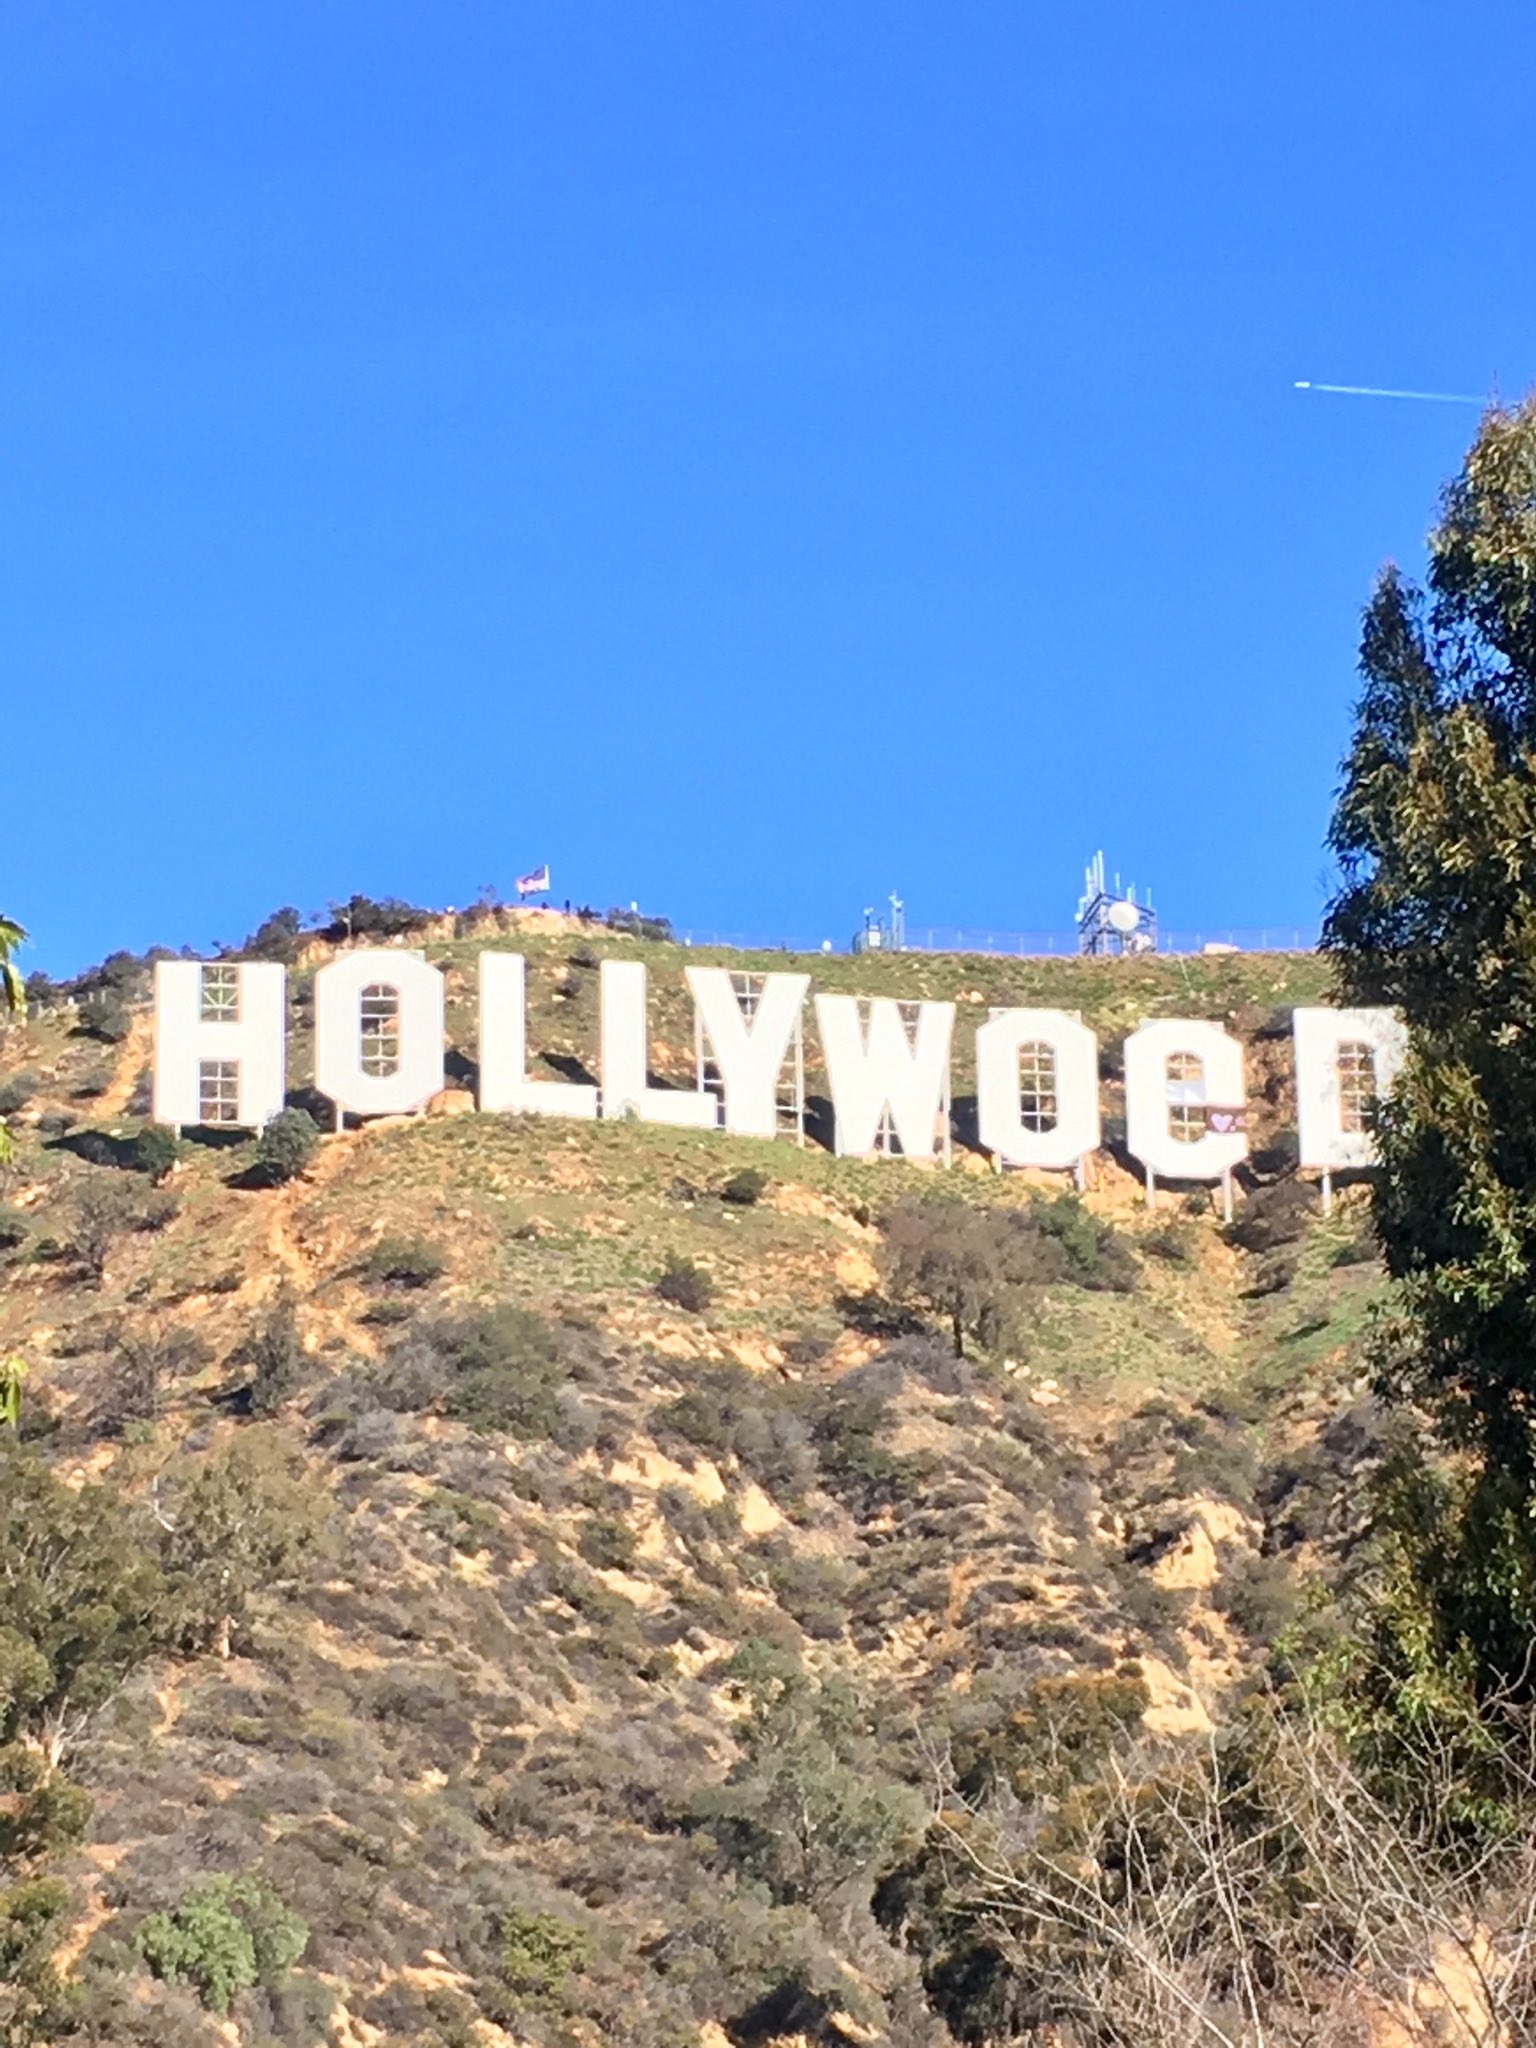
top-left (6, 921), bottom-right (1323, 1025)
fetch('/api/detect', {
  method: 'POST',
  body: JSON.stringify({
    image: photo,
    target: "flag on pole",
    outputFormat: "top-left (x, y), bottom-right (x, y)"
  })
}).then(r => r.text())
top-left (516, 864), bottom-right (550, 898)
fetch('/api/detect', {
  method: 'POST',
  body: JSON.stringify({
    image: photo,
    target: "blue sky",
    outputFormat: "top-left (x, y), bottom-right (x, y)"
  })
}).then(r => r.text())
top-left (5, 3), bottom-right (1530, 974)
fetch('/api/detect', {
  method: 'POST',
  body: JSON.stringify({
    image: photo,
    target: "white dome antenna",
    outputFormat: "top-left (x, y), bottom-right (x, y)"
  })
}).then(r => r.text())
top-left (1077, 853), bottom-right (1159, 957)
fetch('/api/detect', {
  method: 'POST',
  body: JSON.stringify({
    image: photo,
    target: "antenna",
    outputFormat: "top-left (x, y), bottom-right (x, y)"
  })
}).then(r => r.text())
top-left (1077, 852), bottom-right (1158, 957)
top-left (850, 892), bottom-right (907, 954)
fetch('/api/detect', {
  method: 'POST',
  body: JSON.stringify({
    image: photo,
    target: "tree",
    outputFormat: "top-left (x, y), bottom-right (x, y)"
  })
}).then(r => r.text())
top-left (693, 1641), bottom-right (922, 1908)
top-left (69, 1178), bottom-right (140, 1286)
top-left (0, 1442), bottom-right (167, 1768)
top-left (99, 1326), bottom-right (209, 1434)
top-left (237, 1296), bottom-right (307, 1416)
top-left (135, 1873), bottom-right (308, 2015)
top-left (878, 1193), bottom-right (1135, 1355)
top-left (157, 1430), bottom-right (325, 1659)
top-left (0, 919), bottom-right (25, 1018)
top-left (239, 905), bottom-right (305, 963)
top-left (881, 1199), bottom-right (1029, 1356)
top-left (1325, 395), bottom-right (1536, 1700)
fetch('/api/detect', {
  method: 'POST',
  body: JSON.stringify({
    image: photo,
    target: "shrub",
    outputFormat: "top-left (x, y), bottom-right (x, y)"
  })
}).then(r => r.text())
top-left (70, 1179), bottom-right (140, 1284)
top-left (75, 992), bottom-right (132, 1043)
top-left (696, 1645), bottom-right (923, 1906)
top-left (0, 1204), bottom-right (27, 1252)
top-left (857, 1331), bottom-right (972, 1395)
top-left (321, 894), bottom-right (428, 943)
top-left (375, 1306), bottom-right (571, 1440)
top-left (0, 1072), bottom-right (38, 1117)
top-left (253, 1109), bottom-right (320, 1187)
top-left (1213, 1551), bottom-right (1302, 1642)
top-left (1142, 1219), bottom-right (1197, 1266)
top-left (446, 1308), bottom-right (570, 1438)
top-left (361, 1236), bottom-right (445, 1290)
top-left (721, 1166), bottom-right (768, 1207)
top-left (327, 1407), bottom-right (409, 1466)
top-left (135, 1874), bottom-right (308, 2014)
top-left (810, 1391), bottom-right (920, 1516)
top-left (603, 906), bottom-right (673, 943)
top-left (132, 1125), bottom-right (180, 1184)
top-left (1244, 1249), bottom-right (1299, 1298)
top-left (239, 906), bottom-right (306, 963)
top-left (240, 1300), bottom-right (307, 1416)
top-left (656, 1386), bottom-right (736, 1457)
top-left (499, 1909), bottom-right (590, 2006)
top-left (655, 1254), bottom-right (713, 1313)
top-left (762, 1547), bottom-right (860, 1640)
top-left (419, 1489), bottom-right (499, 1554)
top-left (1331, 1220), bottom-right (1379, 1267)
top-left (359, 1297), bottom-right (414, 1327)
top-left (135, 1187), bottom-right (179, 1232)
top-left (100, 1326), bottom-right (211, 1431)
top-left (1034, 1192), bottom-right (1137, 1292)
top-left (158, 1430), bottom-right (326, 1656)
top-left (1224, 1177), bottom-right (1314, 1254)
top-left (578, 1514), bottom-right (638, 1571)
top-left (70, 1129), bottom-right (121, 1168)
top-left (655, 1374), bottom-right (816, 1497)
top-left (0, 1440), bottom-right (169, 1753)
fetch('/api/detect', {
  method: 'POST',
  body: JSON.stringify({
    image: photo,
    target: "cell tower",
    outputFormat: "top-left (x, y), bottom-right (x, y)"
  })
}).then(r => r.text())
top-left (1077, 852), bottom-right (1157, 956)
top-left (851, 891), bottom-right (906, 954)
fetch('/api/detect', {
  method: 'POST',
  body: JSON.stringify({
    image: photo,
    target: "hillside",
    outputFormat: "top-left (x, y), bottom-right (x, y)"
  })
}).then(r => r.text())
top-left (0, 919), bottom-right (1388, 2048)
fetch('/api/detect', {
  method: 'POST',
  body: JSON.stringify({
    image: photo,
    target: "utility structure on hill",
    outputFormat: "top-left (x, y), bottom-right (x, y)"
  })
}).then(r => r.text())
top-left (851, 892), bottom-right (906, 954)
top-left (1077, 852), bottom-right (1157, 956)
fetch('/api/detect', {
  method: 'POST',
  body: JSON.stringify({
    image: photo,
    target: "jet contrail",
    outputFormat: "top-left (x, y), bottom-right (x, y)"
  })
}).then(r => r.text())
top-left (1294, 379), bottom-right (1486, 406)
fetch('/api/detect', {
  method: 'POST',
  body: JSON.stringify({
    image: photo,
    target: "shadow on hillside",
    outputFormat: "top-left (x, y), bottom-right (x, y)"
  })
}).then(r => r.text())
top-left (804, 1093), bottom-right (835, 1151)
top-left (648, 1068), bottom-right (705, 1095)
top-left (950, 1091), bottom-right (984, 1156)
top-left (543, 1051), bottom-right (599, 1090)
top-left (730, 1982), bottom-right (841, 2047)
top-left (179, 1125), bottom-right (250, 1152)
top-left (1098, 1132), bottom-right (1233, 1212)
top-left (224, 1161), bottom-right (284, 1192)
top-left (834, 1288), bottom-right (922, 1340)
top-left (283, 1085), bottom-right (333, 1127)
top-left (46, 1130), bottom-right (137, 1170)
top-left (1238, 1139), bottom-right (1300, 1185)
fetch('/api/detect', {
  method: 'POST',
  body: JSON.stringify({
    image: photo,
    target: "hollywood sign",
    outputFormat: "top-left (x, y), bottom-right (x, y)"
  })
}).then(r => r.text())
top-left (151, 953), bottom-right (1406, 1198)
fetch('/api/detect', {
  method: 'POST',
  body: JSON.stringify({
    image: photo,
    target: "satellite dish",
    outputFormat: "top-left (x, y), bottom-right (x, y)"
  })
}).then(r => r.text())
top-left (1107, 899), bottom-right (1140, 935)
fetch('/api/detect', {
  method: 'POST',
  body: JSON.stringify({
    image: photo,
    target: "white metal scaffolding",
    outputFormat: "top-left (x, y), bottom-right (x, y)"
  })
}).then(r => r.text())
top-left (694, 971), bottom-right (807, 1144)
top-left (872, 998), bottom-right (951, 1165)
